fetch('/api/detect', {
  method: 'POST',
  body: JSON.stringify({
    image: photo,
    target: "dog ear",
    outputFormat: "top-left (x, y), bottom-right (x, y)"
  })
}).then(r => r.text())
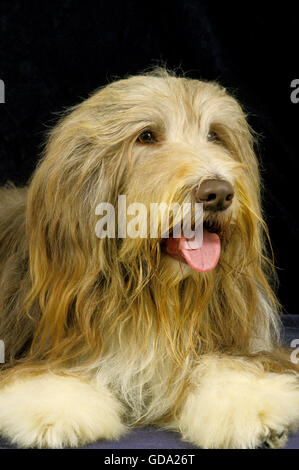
top-left (25, 103), bottom-right (118, 358)
top-left (213, 98), bottom-right (262, 225)
top-left (217, 97), bottom-right (261, 190)
top-left (231, 118), bottom-right (261, 197)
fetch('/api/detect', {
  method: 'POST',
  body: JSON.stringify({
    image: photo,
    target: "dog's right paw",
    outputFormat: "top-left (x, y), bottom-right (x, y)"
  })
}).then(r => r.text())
top-left (0, 373), bottom-right (126, 448)
top-left (257, 429), bottom-right (288, 449)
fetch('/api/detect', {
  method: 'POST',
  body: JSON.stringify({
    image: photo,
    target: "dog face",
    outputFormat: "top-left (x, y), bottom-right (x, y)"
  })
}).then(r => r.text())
top-left (25, 69), bottom-right (275, 363)
top-left (72, 70), bottom-right (261, 278)
top-left (111, 73), bottom-right (258, 273)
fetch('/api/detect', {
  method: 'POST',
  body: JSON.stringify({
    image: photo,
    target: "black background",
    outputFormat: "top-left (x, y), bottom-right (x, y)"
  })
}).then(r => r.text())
top-left (0, 1), bottom-right (298, 314)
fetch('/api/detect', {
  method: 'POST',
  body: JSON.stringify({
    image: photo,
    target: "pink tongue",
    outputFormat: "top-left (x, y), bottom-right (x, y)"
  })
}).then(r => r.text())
top-left (166, 229), bottom-right (221, 272)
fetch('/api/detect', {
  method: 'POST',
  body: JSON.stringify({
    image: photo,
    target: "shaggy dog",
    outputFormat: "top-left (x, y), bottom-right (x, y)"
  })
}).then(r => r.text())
top-left (0, 69), bottom-right (299, 449)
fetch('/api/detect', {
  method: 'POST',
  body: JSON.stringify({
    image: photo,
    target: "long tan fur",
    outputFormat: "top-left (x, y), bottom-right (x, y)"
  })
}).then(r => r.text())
top-left (0, 69), bottom-right (299, 448)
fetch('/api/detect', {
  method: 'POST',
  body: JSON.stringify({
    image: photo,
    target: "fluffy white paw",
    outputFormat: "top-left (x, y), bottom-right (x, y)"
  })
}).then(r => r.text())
top-left (178, 356), bottom-right (299, 449)
top-left (0, 372), bottom-right (126, 448)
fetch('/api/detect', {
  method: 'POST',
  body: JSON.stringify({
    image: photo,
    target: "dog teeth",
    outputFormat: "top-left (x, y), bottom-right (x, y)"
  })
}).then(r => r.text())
top-left (185, 237), bottom-right (202, 249)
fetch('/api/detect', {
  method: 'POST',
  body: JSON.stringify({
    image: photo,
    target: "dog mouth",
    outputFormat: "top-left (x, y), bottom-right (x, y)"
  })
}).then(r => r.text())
top-left (161, 217), bottom-right (224, 272)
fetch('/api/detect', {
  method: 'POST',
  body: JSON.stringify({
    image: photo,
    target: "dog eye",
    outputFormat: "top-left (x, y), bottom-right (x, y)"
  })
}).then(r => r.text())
top-left (207, 130), bottom-right (221, 143)
top-left (137, 130), bottom-right (157, 144)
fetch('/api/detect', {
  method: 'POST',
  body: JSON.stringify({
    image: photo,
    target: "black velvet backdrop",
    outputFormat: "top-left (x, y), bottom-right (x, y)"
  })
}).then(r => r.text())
top-left (0, 1), bottom-right (298, 314)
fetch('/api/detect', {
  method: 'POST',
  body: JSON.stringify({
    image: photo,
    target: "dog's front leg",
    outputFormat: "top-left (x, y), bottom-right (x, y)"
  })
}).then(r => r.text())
top-left (0, 371), bottom-right (126, 448)
top-left (177, 355), bottom-right (299, 449)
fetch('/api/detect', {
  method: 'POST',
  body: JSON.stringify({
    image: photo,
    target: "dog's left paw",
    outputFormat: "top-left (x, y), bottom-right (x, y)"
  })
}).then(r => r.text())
top-left (177, 356), bottom-right (299, 449)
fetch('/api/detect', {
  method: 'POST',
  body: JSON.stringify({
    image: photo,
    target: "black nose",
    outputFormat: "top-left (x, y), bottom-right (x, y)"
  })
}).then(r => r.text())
top-left (195, 179), bottom-right (234, 211)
